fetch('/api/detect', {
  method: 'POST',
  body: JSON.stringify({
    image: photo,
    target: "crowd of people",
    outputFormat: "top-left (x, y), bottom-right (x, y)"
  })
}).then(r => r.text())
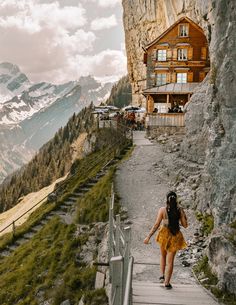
top-left (115, 111), bottom-right (146, 130)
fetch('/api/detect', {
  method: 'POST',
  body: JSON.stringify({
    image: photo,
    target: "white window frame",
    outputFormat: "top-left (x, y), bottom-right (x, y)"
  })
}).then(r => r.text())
top-left (177, 73), bottom-right (187, 83)
top-left (156, 73), bottom-right (167, 86)
top-left (157, 49), bottom-right (167, 61)
top-left (178, 48), bottom-right (188, 61)
top-left (179, 24), bottom-right (189, 37)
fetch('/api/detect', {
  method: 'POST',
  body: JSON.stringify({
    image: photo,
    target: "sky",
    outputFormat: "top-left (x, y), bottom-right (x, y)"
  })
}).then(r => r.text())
top-left (0, 0), bottom-right (127, 84)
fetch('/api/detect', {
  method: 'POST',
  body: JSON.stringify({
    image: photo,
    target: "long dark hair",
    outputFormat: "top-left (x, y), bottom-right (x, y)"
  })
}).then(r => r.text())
top-left (166, 191), bottom-right (180, 235)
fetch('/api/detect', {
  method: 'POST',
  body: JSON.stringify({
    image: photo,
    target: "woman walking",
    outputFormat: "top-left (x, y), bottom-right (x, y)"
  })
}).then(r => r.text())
top-left (144, 191), bottom-right (188, 289)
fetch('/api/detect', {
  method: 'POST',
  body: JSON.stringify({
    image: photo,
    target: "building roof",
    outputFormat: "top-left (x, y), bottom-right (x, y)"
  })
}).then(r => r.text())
top-left (143, 82), bottom-right (200, 95)
top-left (144, 17), bottom-right (204, 51)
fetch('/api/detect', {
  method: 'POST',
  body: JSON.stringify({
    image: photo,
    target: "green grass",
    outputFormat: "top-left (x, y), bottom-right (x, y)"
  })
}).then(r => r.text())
top-left (193, 255), bottom-right (218, 286)
top-left (83, 288), bottom-right (108, 305)
top-left (230, 221), bottom-right (236, 230)
top-left (195, 212), bottom-right (214, 236)
top-left (0, 141), bottom-right (129, 251)
top-left (0, 217), bottom-right (95, 305)
top-left (0, 128), bottom-right (133, 304)
top-left (76, 167), bottom-right (119, 224)
top-left (193, 256), bottom-right (236, 305)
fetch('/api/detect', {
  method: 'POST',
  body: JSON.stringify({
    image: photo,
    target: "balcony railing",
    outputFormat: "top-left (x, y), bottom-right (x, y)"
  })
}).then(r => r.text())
top-left (147, 113), bottom-right (185, 127)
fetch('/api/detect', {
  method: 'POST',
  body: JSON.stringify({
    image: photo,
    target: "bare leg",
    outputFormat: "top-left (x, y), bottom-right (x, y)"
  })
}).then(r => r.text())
top-left (165, 251), bottom-right (176, 285)
top-left (160, 245), bottom-right (167, 277)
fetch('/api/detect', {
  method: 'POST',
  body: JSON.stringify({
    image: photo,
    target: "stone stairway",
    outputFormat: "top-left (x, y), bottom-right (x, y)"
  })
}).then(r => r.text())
top-left (0, 147), bottom-right (131, 259)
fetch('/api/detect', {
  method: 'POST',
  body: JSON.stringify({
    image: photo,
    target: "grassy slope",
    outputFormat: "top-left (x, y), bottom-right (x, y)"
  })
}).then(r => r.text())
top-left (0, 169), bottom-right (113, 305)
top-left (0, 130), bottom-right (131, 305)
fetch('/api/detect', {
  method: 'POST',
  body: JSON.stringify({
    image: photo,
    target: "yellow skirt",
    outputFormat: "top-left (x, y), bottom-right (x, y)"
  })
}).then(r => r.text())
top-left (156, 226), bottom-right (187, 252)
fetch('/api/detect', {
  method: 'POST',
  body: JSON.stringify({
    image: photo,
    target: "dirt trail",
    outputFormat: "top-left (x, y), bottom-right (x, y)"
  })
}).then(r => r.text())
top-left (115, 131), bottom-right (196, 284)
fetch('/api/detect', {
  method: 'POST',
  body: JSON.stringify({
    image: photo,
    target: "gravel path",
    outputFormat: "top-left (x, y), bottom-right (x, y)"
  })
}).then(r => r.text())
top-left (115, 131), bottom-right (196, 284)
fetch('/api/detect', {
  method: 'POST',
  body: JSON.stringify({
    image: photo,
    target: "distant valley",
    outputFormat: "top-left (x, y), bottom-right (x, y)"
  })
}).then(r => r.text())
top-left (0, 62), bottom-right (113, 183)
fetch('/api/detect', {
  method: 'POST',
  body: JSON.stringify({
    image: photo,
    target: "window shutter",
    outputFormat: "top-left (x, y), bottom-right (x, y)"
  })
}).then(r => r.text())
top-left (199, 71), bottom-right (205, 82)
top-left (201, 47), bottom-right (207, 60)
top-left (187, 71), bottom-right (193, 82)
top-left (172, 48), bottom-right (177, 60)
top-left (167, 49), bottom-right (172, 60)
top-left (147, 95), bottom-right (154, 113)
top-left (172, 72), bottom-right (176, 82)
top-left (188, 47), bottom-right (193, 60)
top-left (152, 49), bottom-right (157, 61)
top-left (166, 73), bottom-right (170, 83)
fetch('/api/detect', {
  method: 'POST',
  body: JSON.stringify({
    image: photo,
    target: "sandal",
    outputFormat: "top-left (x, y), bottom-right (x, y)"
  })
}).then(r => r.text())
top-left (159, 275), bottom-right (165, 283)
top-left (165, 283), bottom-right (172, 289)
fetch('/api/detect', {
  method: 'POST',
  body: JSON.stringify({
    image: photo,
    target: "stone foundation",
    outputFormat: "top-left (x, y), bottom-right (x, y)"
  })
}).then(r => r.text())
top-left (147, 126), bottom-right (185, 139)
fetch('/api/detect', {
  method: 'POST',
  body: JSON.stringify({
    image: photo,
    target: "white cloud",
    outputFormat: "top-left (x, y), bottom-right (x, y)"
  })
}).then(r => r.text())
top-left (74, 49), bottom-right (127, 83)
top-left (91, 15), bottom-right (117, 31)
top-left (80, 0), bottom-right (121, 8)
top-left (0, 0), bottom-right (126, 84)
top-left (0, 1), bottom-right (87, 31)
top-left (0, 0), bottom-right (97, 83)
top-left (98, 0), bottom-right (121, 8)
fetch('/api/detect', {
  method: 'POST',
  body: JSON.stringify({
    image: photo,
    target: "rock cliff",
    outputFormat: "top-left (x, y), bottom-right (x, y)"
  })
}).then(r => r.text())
top-left (122, 0), bottom-right (236, 297)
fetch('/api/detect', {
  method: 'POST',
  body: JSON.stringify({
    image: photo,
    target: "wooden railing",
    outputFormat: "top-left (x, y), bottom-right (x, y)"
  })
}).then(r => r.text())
top-left (108, 186), bottom-right (133, 305)
top-left (147, 113), bottom-right (185, 127)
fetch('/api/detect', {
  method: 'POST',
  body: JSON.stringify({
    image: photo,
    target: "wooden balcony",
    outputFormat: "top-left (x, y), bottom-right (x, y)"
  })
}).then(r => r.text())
top-left (147, 113), bottom-right (185, 127)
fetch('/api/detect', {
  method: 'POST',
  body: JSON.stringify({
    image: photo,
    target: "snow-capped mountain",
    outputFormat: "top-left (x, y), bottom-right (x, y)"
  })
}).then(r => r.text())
top-left (0, 62), bottom-right (30, 103)
top-left (0, 62), bottom-right (80, 125)
top-left (0, 63), bottom-right (113, 183)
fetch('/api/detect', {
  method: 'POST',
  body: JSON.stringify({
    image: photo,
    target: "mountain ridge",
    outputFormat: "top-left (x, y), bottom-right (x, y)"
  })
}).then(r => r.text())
top-left (0, 62), bottom-right (113, 183)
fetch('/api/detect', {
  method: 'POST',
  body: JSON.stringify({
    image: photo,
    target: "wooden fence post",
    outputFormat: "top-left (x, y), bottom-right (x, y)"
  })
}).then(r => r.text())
top-left (12, 221), bottom-right (16, 239)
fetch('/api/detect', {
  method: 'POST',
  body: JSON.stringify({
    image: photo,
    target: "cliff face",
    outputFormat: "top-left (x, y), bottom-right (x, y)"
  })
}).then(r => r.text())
top-left (122, 0), bottom-right (236, 295)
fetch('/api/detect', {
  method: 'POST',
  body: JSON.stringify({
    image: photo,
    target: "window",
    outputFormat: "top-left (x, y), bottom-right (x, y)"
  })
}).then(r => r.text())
top-left (156, 73), bottom-right (167, 86)
top-left (178, 48), bottom-right (188, 60)
top-left (157, 49), bottom-right (167, 61)
top-left (179, 24), bottom-right (189, 37)
top-left (177, 73), bottom-right (187, 83)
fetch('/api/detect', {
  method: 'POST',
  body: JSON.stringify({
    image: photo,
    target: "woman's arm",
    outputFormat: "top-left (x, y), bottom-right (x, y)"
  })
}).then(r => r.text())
top-left (144, 208), bottom-right (163, 244)
top-left (180, 208), bottom-right (188, 228)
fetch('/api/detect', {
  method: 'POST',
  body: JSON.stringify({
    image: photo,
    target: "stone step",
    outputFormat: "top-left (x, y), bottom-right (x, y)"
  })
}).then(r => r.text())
top-left (44, 214), bottom-right (54, 221)
top-left (72, 192), bottom-right (83, 197)
top-left (79, 187), bottom-right (91, 193)
top-left (84, 182), bottom-right (97, 187)
top-left (31, 224), bottom-right (44, 233)
top-left (66, 196), bottom-right (77, 201)
top-left (8, 244), bottom-right (18, 251)
top-left (64, 200), bottom-right (76, 206)
top-left (15, 238), bottom-right (28, 246)
top-left (58, 204), bottom-right (68, 210)
top-left (24, 232), bottom-right (35, 239)
top-left (0, 249), bottom-right (11, 258)
top-left (52, 211), bottom-right (67, 216)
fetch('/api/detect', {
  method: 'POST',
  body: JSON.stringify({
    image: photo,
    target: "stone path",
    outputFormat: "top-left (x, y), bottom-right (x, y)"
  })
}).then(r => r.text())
top-left (115, 131), bottom-right (219, 304)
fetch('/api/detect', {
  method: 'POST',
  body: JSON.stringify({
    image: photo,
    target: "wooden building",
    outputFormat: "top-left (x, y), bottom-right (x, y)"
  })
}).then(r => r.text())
top-left (143, 17), bottom-right (210, 115)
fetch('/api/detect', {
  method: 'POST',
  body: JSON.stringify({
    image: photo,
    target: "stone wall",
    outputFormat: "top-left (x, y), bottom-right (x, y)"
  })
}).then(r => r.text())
top-left (122, 0), bottom-right (236, 296)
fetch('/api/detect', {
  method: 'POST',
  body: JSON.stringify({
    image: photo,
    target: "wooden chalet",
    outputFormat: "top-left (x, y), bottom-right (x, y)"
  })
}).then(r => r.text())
top-left (143, 17), bottom-right (210, 126)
